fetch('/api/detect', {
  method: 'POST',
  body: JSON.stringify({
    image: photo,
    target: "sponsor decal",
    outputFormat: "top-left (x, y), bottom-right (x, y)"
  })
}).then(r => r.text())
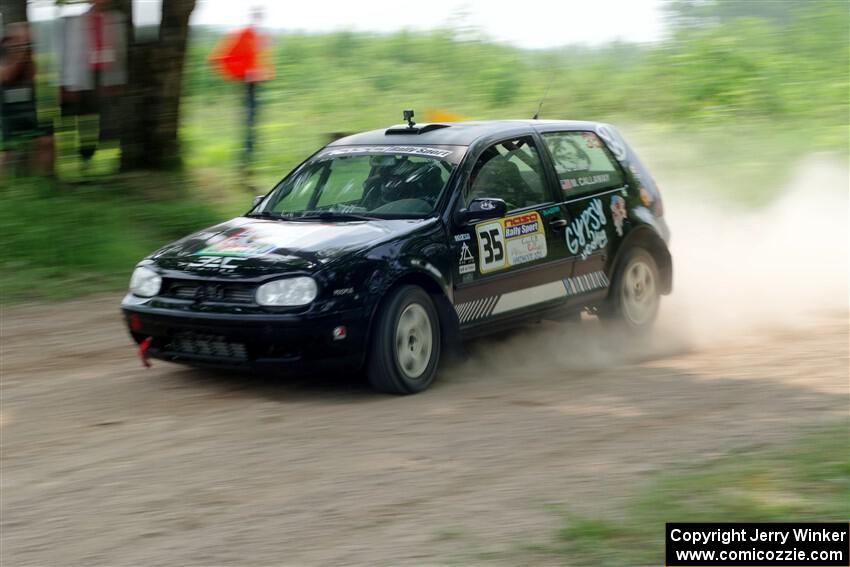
top-left (560, 173), bottom-right (611, 191)
top-left (194, 228), bottom-right (277, 257)
top-left (454, 233), bottom-right (471, 242)
top-left (565, 199), bottom-right (607, 260)
top-left (476, 212), bottom-right (547, 273)
top-left (563, 271), bottom-right (610, 296)
top-left (540, 205), bottom-right (560, 216)
top-left (511, 234), bottom-right (546, 266)
top-left (595, 124), bottom-right (627, 161)
top-left (503, 214), bottom-right (540, 239)
top-left (639, 186), bottom-right (652, 207)
top-left (610, 195), bottom-right (626, 236)
top-left (479, 199), bottom-right (497, 211)
top-left (324, 145), bottom-right (454, 158)
top-left (184, 255), bottom-right (247, 273)
top-left (458, 242), bottom-right (476, 274)
top-left (582, 132), bottom-right (603, 149)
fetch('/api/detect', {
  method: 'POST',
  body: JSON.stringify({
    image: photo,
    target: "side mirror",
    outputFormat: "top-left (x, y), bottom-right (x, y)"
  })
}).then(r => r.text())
top-left (460, 197), bottom-right (507, 224)
top-left (252, 195), bottom-right (264, 209)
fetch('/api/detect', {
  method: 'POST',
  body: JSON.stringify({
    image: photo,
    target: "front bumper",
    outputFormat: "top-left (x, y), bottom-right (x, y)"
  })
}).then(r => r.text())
top-left (121, 298), bottom-right (371, 373)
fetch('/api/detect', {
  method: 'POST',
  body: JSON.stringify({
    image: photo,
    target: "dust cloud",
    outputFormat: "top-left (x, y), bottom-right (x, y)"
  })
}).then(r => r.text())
top-left (661, 155), bottom-right (849, 347)
top-left (457, 155), bottom-right (849, 374)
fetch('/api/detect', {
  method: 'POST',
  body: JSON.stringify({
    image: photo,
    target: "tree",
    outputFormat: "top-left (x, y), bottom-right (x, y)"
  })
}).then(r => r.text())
top-left (118, 0), bottom-right (196, 170)
top-left (0, 0), bottom-right (27, 24)
top-left (1, 0), bottom-right (196, 171)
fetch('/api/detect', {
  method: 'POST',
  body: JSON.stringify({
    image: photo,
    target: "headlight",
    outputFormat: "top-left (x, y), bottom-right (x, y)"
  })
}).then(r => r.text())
top-left (256, 277), bottom-right (318, 306)
top-left (129, 266), bottom-right (162, 297)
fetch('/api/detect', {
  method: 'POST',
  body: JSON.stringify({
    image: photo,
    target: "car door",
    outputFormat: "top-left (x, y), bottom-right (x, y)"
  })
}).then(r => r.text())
top-left (539, 130), bottom-right (629, 303)
top-left (449, 135), bottom-right (572, 328)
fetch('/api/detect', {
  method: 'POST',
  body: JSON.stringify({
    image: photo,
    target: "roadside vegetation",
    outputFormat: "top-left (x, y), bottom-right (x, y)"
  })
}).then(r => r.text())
top-left (0, 0), bottom-right (846, 303)
top-left (551, 424), bottom-right (850, 566)
top-left (464, 425), bottom-right (849, 566)
top-left (0, 176), bottom-right (222, 301)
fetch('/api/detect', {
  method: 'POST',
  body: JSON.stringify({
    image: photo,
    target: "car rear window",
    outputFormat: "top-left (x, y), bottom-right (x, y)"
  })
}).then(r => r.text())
top-left (542, 132), bottom-right (625, 196)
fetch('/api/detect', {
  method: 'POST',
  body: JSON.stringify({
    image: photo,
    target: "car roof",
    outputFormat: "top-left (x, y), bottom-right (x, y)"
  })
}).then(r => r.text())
top-left (327, 119), bottom-right (605, 147)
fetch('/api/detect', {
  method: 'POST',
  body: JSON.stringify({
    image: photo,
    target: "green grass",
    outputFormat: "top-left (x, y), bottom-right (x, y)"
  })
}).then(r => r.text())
top-left (0, 176), bottom-right (226, 303)
top-left (550, 425), bottom-right (849, 566)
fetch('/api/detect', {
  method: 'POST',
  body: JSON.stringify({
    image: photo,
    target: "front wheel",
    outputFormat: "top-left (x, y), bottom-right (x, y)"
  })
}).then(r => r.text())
top-left (601, 247), bottom-right (660, 330)
top-left (367, 285), bottom-right (441, 394)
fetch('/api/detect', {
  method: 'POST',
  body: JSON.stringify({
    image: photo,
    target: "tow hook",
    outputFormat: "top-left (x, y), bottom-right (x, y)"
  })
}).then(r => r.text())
top-left (139, 337), bottom-right (153, 368)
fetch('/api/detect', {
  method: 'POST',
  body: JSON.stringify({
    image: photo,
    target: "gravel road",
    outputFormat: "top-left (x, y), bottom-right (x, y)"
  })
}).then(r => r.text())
top-left (1, 296), bottom-right (847, 566)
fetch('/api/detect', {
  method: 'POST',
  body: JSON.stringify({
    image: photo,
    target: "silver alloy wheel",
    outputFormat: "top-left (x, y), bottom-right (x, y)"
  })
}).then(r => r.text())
top-left (394, 303), bottom-right (433, 379)
top-left (620, 257), bottom-right (658, 326)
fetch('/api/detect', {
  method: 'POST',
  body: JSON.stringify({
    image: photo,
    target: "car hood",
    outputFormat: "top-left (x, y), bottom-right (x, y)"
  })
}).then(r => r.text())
top-left (151, 217), bottom-right (436, 277)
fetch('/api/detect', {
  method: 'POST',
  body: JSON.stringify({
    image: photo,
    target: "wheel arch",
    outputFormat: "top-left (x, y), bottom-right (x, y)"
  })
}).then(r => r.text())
top-left (610, 226), bottom-right (673, 295)
top-left (366, 269), bottom-right (463, 362)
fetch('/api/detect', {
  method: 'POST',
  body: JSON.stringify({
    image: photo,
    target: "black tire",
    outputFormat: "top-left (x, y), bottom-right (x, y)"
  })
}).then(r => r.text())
top-left (600, 247), bottom-right (661, 331)
top-left (367, 285), bottom-right (441, 394)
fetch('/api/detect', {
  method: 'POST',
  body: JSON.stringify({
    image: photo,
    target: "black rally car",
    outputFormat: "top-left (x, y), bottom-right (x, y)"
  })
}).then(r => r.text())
top-left (122, 116), bottom-right (672, 394)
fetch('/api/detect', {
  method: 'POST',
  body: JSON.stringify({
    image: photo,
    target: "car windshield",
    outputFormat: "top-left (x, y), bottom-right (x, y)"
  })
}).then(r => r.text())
top-left (256, 146), bottom-right (464, 220)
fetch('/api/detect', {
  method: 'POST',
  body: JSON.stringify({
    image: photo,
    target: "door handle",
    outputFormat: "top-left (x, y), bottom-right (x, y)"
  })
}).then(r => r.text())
top-left (548, 218), bottom-right (568, 229)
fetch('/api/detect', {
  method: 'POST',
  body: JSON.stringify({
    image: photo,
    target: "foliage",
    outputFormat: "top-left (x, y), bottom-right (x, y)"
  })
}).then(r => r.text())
top-left (177, 0), bottom-right (847, 192)
top-left (1, 0), bottom-right (846, 302)
top-left (0, 176), bottom-right (223, 302)
top-left (550, 425), bottom-right (849, 566)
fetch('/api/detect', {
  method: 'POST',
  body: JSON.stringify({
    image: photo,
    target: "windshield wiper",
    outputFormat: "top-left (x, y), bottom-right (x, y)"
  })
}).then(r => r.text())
top-left (245, 211), bottom-right (296, 220)
top-left (295, 211), bottom-right (378, 222)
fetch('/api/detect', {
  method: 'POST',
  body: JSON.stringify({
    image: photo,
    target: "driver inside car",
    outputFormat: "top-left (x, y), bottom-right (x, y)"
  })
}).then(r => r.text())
top-left (362, 157), bottom-right (444, 214)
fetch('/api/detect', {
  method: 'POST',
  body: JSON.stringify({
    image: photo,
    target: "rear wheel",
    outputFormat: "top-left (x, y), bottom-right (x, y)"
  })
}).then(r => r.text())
top-left (367, 285), bottom-right (441, 394)
top-left (601, 247), bottom-right (660, 330)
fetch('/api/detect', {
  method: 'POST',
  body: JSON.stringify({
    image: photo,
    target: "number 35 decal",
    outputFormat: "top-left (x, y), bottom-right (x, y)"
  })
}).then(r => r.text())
top-left (475, 211), bottom-right (548, 273)
top-left (477, 222), bottom-right (506, 273)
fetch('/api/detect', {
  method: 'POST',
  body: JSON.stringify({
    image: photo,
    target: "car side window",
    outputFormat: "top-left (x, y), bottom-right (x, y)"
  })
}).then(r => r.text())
top-left (542, 131), bottom-right (625, 196)
top-left (465, 137), bottom-right (548, 211)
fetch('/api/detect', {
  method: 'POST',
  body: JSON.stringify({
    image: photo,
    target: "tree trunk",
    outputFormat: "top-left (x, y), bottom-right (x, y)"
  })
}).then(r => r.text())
top-left (0, 0), bottom-right (27, 25)
top-left (119, 0), bottom-right (196, 171)
top-left (113, 0), bottom-right (150, 171)
top-left (149, 0), bottom-right (195, 168)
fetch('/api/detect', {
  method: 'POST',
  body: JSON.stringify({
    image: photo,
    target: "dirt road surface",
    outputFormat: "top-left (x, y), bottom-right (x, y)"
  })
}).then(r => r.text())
top-left (1, 295), bottom-right (847, 566)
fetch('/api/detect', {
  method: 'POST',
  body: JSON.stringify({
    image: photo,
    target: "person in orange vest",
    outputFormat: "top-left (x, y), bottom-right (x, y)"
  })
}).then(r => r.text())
top-left (209, 7), bottom-right (274, 168)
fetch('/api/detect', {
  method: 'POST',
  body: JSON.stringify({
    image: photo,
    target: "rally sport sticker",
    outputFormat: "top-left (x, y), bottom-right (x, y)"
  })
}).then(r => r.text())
top-left (476, 211), bottom-right (547, 274)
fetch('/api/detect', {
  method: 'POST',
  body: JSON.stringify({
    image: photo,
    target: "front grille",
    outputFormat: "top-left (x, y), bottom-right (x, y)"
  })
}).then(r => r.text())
top-left (167, 332), bottom-right (248, 360)
top-left (160, 279), bottom-right (256, 304)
